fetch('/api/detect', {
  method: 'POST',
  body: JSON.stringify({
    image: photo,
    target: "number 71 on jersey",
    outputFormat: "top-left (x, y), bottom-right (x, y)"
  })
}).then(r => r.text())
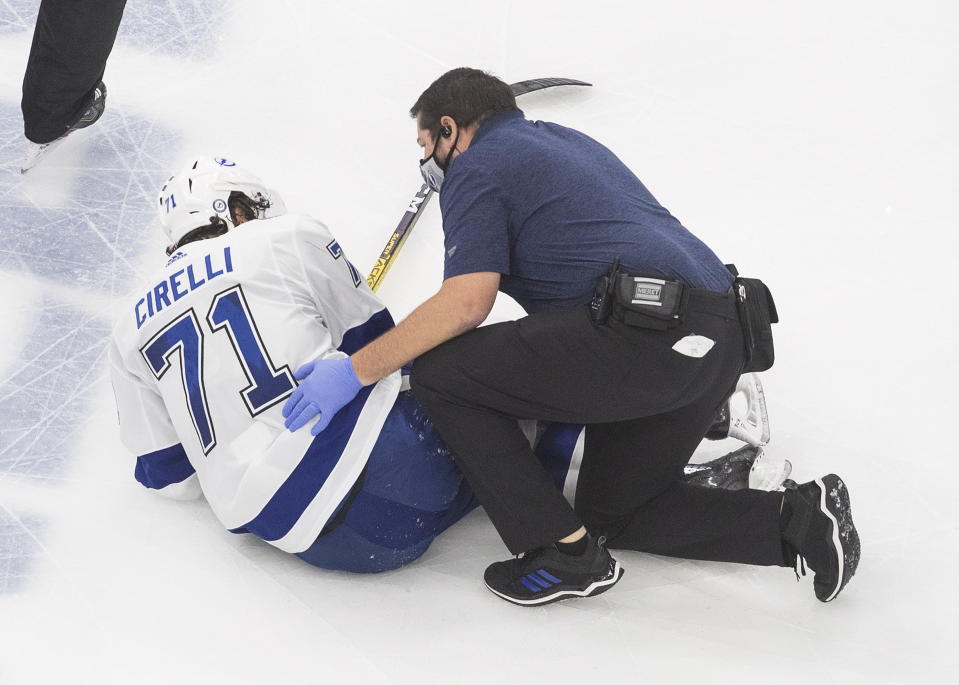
top-left (140, 284), bottom-right (296, 454)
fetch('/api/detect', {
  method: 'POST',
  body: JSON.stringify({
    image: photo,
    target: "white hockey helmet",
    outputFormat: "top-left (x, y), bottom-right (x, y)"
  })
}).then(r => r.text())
top-left (156, 156), bottom-right (286, 250)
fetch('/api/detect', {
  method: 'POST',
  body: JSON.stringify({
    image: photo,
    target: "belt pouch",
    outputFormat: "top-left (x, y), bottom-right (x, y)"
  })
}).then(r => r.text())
top-left (734, 277), bottom-right (778, 372)
top-left (613, 273), bottom-right (686, 330)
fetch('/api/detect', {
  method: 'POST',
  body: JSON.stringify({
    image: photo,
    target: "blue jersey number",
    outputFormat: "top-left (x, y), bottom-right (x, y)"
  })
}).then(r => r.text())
top-left (327, 239), bottom-right (362, 287)
top-left (141, 310), bottom-right (216, 454)
top-left (140, 285), bottom-right (295, 454)
top-left (208, 286), bottom-right (295, 414)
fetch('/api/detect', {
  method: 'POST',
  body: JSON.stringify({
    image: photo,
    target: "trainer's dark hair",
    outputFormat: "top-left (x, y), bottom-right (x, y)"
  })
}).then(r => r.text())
top-left (410, 68), bottom-right (519, 134)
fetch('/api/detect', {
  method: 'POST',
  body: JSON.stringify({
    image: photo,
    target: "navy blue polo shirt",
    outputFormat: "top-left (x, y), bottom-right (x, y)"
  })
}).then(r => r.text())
top-left (439, 109), bottom-right (734, 313)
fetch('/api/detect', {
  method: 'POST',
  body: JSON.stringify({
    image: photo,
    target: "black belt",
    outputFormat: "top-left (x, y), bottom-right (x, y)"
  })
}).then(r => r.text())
top-left (590, 260), bottom-right (777, 371)
top-left (680, 286), bottom-right (738, 318)
top-left (592, 264), bottom-right (737, 330)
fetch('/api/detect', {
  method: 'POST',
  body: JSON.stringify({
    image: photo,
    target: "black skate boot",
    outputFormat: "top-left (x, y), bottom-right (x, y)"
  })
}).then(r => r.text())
top-left (484, 535), bottom-right (624, 606)
top-left (684, 446), bottom-right (793, 491)
top-left (781, 474), bottom-right (861, 602)
top-left (683, 444), bottom-right (758, 489)
top-left (704, 402), bottom-right (731, 441)
top-left (67, 81), bottom-right (108, 132)
top-left (21, 82), bottom-right (107, 173)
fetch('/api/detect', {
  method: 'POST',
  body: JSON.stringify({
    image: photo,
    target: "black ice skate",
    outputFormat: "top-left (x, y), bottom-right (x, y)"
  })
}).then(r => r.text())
top-left (483, 535), bottom-right (624, 606)
top-left (21, 82), bottom-right (108, 174)
top-left (782, 474), bottom-right (861, 602)
top-left (683, 444), bottom-right (759, 490)
top-left (684, 446), bottom-right (792, 491)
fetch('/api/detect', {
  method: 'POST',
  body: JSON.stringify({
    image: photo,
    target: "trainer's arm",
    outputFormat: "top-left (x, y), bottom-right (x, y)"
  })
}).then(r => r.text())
top-left (351, 271), bottom-right (500, 386)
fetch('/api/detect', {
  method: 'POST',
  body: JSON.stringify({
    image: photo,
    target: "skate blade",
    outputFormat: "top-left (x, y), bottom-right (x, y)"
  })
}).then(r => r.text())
top-left (20, 136), bottom-right (70, 174)
top-left (727, 373), bottom-right (771, 446)
top-left (748, 450), bottom-right (792, 491)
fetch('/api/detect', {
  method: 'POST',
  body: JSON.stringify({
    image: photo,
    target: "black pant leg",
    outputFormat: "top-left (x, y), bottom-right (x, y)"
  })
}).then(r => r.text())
top-left (576, 400), bottom-right (723, 539)
top-left (411, 306), bottom-right (741, 554)
top-left (411, 344), bottom-right (584, 554)
top-left (607, 484), bottom-right (787, 566)
top-left (573, 351), bottom-right (786, 566)
top-left (22, 0), bottom-right (127, 143)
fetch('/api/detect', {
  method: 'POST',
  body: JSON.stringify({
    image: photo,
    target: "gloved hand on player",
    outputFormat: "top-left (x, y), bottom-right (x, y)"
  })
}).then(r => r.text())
top-left (283, 356), bottom-right (364, 435)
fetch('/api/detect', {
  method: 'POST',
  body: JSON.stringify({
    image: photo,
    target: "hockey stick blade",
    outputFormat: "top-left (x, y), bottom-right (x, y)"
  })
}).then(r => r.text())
top-left (366, 77), bottom-right (592, 291)
top-left (509, 77), bottom-right (592, 96)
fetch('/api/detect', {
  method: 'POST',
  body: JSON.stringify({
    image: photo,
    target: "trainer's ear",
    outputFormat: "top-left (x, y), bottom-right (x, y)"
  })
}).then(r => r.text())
top-left (439, 115), bottom-right (457, 139)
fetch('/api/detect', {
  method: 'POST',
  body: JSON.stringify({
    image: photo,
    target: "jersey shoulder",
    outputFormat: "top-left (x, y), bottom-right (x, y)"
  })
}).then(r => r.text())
top-left (244, 212), bottom-right (333, 240)
top-left (236, 213), bottom-right (351, 270)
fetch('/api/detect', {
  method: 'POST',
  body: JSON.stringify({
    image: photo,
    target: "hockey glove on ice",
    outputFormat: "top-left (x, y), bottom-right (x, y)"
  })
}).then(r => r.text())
top-left (282, 357), bottom-right (363, 435)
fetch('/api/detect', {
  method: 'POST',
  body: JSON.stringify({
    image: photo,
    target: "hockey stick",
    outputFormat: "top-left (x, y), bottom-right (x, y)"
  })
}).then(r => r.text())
top-left (366, 77), bottom-right (592, 291)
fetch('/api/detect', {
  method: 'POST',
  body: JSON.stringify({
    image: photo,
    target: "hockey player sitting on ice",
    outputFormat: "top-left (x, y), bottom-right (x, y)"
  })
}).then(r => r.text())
top-left (109, 156), bottom-right (791, 575)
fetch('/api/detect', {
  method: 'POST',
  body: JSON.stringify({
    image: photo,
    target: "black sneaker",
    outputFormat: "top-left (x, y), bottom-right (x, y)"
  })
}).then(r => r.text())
top-left (21, 82), bottom-right (107, 173)
top-left (483, 535), bottom-right (624, 606)
top-left (782, 474), bottom-right (861, 602)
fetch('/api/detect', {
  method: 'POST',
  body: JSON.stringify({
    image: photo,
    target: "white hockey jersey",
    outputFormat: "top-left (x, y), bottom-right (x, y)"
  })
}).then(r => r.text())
top-left (109, 214), bottom-right (401, 553)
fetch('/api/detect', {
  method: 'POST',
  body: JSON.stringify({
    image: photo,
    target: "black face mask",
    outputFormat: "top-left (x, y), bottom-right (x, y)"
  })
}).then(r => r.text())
top-left (419, 126), bottom-right (458, 193)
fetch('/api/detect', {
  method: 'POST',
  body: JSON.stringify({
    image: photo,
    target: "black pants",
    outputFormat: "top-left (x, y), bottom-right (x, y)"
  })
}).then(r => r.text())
top-left (21, 0), bottom-right (127, 143)
top-left (411, 298), bottom-right (786, 567)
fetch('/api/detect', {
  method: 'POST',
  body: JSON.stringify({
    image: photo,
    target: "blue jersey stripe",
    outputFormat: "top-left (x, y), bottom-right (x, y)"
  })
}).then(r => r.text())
top-left (534, 423), bottom-right (583, 492)
top-left (338, 309), bottom-right (395, 355)
top-left (229, 385), bottom-right (375, 542)
top-left (134, 443), bottom-right (195, 490)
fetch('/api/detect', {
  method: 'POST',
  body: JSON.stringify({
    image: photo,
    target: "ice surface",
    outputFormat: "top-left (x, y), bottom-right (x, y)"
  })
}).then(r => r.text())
top-left (0, 297), bottom-right (109, 478)
top-left (116, 0), bottom-right (228, 58)
top-left (0, 2), bottom-right (35, 35)
top-left (0, 509), bottom-right (42, 595)
top-left (0, 102), bottom-right (179, 291)
top-left (0, 1), bottom-right (956, 683)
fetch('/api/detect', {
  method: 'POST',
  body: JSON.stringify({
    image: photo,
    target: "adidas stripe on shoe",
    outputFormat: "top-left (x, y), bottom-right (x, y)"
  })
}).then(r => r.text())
top-left (483, 535), bottom-right (624, 607)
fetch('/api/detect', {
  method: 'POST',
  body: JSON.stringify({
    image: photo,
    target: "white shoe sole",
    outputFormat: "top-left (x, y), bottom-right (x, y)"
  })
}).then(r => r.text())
top-left (816, 476), bottom-right (845, 602)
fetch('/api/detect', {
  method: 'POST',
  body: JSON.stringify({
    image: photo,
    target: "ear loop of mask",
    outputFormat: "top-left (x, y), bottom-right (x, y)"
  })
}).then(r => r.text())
top-left (437, 124), bottom-right (458, 171)
top-left (419, 123), bottom-right (459, 192)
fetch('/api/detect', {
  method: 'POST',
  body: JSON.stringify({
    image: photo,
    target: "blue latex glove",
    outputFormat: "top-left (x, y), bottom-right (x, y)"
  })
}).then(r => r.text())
top-left (283, 357), bottom-right (363, 435)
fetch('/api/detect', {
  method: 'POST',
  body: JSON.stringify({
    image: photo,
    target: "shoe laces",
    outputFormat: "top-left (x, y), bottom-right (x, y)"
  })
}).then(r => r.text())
top-left (508, 546), bottom-right (547, 575)
top-left (509, 535), bottom-right (605, 575)
top-left (783, 542), bottom-right (806, 582)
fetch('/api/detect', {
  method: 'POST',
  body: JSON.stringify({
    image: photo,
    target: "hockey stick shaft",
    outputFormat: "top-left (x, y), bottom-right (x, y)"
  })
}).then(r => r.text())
top-left (366, 77), bottom-right (592, 291)
top-left (366, 182), bottom-right (433, 291)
